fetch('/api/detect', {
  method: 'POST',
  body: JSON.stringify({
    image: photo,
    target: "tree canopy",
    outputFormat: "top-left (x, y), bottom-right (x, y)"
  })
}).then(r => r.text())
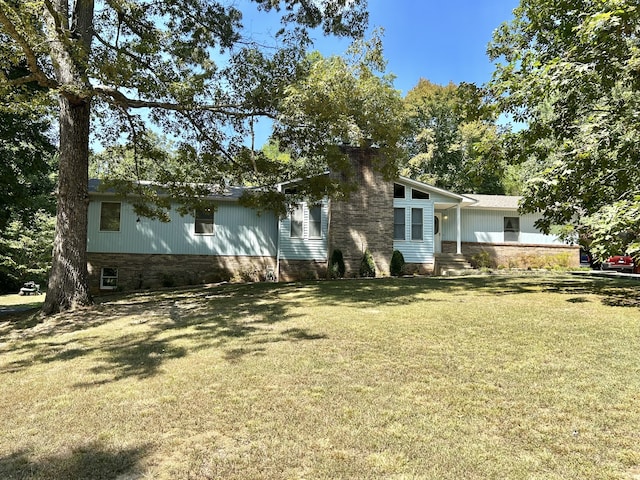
top-left (402, 79), bottom-right (508, 194)
top-left (488, 0), bottom-right (640, 259)
top-left (0, 102), bottom-right (57, 293)
top-left (0, 0), bottom-right (413, 314)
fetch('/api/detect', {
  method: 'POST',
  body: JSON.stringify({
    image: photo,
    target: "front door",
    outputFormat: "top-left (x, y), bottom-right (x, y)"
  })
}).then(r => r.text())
top-left (434, 213), bottom-right (442, 253)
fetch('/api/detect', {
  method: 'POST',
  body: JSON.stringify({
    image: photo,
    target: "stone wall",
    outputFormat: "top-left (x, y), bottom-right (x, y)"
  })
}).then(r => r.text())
top-left (87, 253), bottom-right (275, 293)
top-left (328, 147), bottom-right (394, 277)
top-left (277, 259), bottom-right (328, 282)
top-left (442, 241), bottom-right (580, 269)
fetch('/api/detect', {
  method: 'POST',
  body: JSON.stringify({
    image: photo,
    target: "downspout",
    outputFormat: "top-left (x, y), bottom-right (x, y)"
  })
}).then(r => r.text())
top-left (275, 184), bottom-right (282, 281)
top-left (325, 197), bottom-right (331, 275)
top-left (276, 214), bottom-right (281, 281)
top-left (456, 203), bottom-right (462, 255)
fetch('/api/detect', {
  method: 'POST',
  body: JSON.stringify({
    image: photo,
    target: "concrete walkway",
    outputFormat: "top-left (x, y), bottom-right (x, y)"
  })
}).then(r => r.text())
top-left (570, 269), bottom-right (640, 281)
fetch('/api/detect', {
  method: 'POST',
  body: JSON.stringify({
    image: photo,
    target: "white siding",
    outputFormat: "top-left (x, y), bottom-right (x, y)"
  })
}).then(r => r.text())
top-left (278, 200), bottom-right (329, 261)
top-left (392, 197), bottom-right (435, 263)
top-left (442, 208), bottom-right (564, 245)
top-left (88, 197), bottom-right (278, 256)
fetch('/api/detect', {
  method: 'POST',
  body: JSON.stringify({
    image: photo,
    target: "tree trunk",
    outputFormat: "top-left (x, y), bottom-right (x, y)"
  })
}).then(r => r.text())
top-left (41, 96), bottom-right (92, 315)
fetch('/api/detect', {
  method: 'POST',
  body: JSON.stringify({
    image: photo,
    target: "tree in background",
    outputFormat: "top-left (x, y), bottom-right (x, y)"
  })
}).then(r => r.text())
top-left (243, 41), bottom-right (406, 212)
top-left (0, 212), bottom-right (56, 293)
top-left (402, 79), bottom-right (507, 194)
top-left (0, 95), bottom-right (57, 293)
top-left (488, 0), bottom-right (640, 259)
top-left (0, 0), bottom-right (411, 314)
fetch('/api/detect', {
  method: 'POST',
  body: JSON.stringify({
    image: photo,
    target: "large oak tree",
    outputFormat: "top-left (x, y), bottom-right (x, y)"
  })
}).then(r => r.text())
top-left (0, 0), bottom-right (408, 314)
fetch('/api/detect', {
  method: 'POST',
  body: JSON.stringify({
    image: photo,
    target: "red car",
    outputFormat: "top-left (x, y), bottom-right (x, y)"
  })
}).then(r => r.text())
top-left (601, 255), bottom-right (636, 273)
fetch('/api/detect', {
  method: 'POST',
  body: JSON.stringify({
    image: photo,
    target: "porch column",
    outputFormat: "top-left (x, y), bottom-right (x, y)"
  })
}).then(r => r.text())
top-left (456, 203), bottom-right (461, 254)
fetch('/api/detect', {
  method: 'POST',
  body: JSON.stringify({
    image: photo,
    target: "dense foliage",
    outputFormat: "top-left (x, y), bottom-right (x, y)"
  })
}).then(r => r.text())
top-left (0, 212), bottom-right (55, 293)
top-left (0, 0), bottom-right (412, 313)
top-left (359, 249), bottom-right (376, 278)
top-left (489, 0), bottom-right (640, 259)
top-left (0, 102), bottom-right (57, 294)
top-left (390, 249), bottom-right (405, 276)
top-left (329, 249), bottom-right (346, 279)
top-left (0, 108), bottom-right (56, 232)
top-left (402, 79), bottom-right (509, 194)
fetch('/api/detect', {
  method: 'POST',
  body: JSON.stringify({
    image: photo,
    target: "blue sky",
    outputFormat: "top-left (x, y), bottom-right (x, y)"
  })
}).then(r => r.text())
top-left (240, 0), bottom-right (520, 144)
top-left (309, 0), bottom-right (520, 95)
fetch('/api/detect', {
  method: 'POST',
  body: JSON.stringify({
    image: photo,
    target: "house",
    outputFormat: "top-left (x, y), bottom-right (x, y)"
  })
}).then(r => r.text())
top-left (87, 148), bottom-right (578, 292)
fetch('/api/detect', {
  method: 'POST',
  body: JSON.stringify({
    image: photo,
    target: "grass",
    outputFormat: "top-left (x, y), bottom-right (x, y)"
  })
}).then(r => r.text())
top-left (1, 273), bottom-right (640, 479)
top-left (0, 293), bottom-right (44, 310)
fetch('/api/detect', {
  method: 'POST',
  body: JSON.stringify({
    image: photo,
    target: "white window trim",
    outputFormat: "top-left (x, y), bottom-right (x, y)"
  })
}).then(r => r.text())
top-left (411, 207), bottom-right (424, 242)
top-left (99, 201), bottom-right (122, 232)
top-left (504, 216), bottom-right (520, 243)
top-left (308, 205), bottom-right (322, 239)
top-left (100, 267), bottom-right (118, 290)
top-left (290, 202), bottom-right (323, 240)
top-left (194, 208), bottom-right (215, 236)
top-left (290, 204), bottom-right (304, 238)
top-left (394, 207), bottom-right (406, 241)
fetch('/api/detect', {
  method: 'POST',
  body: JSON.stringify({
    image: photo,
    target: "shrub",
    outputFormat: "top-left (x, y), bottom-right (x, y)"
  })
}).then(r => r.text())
top-left (359, 249), bottom-right (376, 278)
top-left (390, 250), bottom-right (405, 276)
top-left (470, 250), bottom-right (493, 269)
top-left (161, 273), bottom-right (176, 288)
top-left (329, 249), bottom-right (346, 279)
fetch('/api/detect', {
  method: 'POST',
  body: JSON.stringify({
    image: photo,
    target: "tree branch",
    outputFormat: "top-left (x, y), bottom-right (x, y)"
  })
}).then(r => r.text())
top-left (92, 84), bottom-right (277, 119)
top-left (0, 3), bottom-right (59, 89)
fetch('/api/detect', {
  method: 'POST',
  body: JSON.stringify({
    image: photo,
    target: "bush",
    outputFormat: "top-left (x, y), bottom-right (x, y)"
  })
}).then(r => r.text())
top-left (329, 249), bottom-right (346, 279)
top-left (390, 250), bottom-right (405, 276)
top-left (161, 273), bottom-right (176, 288)
top-left (470, 250), bottom-right (493, 269)
top-left (359, 249), bottom-right (376, 278)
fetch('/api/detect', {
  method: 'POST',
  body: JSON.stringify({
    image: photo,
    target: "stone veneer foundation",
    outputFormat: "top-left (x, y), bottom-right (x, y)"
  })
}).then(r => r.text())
top-left (277, 259), bottom-right (328, 282)
top-left (442, 241), bottom-right (580, 268)
top-left (88, 253), bottom-right (275, 293)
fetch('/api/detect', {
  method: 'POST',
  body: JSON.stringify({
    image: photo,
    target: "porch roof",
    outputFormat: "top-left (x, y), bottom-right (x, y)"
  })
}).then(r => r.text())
top-left (463, 194), bottom-right (522, 210)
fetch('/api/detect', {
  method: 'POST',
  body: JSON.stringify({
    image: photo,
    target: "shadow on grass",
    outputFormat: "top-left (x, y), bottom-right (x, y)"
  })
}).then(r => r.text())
top-left (1, 274), bottom-right (636, 382)
top-left (88, 334), bottom-right (188, 381)
top-left (302, 273), bottom-right (640, 309)
top-left (0, 442), bottom-right (150, 480)
top-left (0, 282), bottom-right (322, 383)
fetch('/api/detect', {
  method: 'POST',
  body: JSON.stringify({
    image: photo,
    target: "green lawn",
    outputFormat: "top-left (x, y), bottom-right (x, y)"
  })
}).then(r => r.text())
top-left (0, 293), bottom-right (44, 312)
top-left (1, 273), bottom-right (640, 479)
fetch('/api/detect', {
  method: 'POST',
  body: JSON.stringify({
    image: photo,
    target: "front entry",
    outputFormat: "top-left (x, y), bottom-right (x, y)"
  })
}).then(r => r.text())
top-left (434, 213), bottom-right (442, 253)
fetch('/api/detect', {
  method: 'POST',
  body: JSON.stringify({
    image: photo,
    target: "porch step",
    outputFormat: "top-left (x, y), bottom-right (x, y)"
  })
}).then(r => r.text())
top-left (434, 253), bottom-right (475, 276)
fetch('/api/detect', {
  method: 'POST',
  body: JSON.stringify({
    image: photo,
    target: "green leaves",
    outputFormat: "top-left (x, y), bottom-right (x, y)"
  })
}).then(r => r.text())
top-left (489, 0), bottom-right (640, 256)
top-left (402, 79), bottom-right (507, 194)
top-left (273, 37), bottom-right (406, 177)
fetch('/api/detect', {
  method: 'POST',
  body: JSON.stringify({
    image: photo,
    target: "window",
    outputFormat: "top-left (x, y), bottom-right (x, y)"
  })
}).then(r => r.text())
top-left (290, 204), bottom-right (304, 238)
top-left (291, 203), bottom-right (323, 239)
top-left (411, 189), bottom-right (430, 200)
top-left (411, 208), bottom-right (423, 241)
top-left (393, 183), bottom-right (405, 199)
top-left (504, 217), bottom-right (520, 242)
top-left (100, 267), bottom-right (118, 290)
top-left (309, 205), bottom-right (322, 238)
top-left (434, 215), bottom-right (440, 235)
top-left (394, 208), bottom-right (405, 240)
top-left (195, 208), bottom-right (215, 234)
top-left (100, 202), bottom-right (121, 231)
